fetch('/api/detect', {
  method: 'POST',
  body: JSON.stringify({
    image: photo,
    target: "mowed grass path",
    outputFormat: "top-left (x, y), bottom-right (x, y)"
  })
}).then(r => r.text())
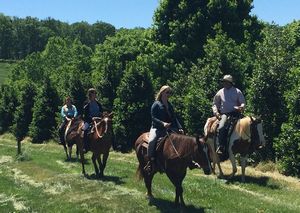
top-left (0, 134), bottom-right (299, 213)
top-left (0, 62), bottom-right (13, 85)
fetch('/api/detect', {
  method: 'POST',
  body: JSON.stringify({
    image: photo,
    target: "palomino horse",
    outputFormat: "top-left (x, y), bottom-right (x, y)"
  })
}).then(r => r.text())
top-left (204, 116), bottom-right (265, 182)
top-left (88, 112), bottom-right (114, 178)
top-left (135, 132), bottom-right (212, 207)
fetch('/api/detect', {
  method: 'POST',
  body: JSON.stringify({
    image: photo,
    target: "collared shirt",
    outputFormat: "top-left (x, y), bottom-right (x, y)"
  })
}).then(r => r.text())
top-left (61, 104), bottom-right (78, 120)
top-left (212, 86), bottom-right (245, 114)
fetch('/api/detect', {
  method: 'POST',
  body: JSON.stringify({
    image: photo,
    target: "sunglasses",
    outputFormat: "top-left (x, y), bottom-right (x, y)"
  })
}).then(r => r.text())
top-left (165, 90), bottom-right (172, 95)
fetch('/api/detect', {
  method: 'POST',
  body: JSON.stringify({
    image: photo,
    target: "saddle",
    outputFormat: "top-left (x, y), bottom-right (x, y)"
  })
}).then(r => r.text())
top-left (141, 133), bottom-right (167, 173)
top-left (207, 116), bottom-right (239, 151)
top-left (141, 133), bottom-right (165, 152)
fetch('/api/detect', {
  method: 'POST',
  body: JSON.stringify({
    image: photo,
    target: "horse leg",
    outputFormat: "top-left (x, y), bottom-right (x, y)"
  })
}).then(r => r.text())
top-left (166, 170), bottom-right (186, 207)
top-left (240, 155), bottom-right (248, 182)
top-left (144, 172), bottom-right (155, 202)
top-left (63, 144), bottom-right (69, 160)
top-left (92, 153), bottom-right (100, 177)
top-left (212, 152), bottom-right (224, 178)
top-left (98, 152), bottom-right (109, 178)
top-left (79, 150), bottom-right (86, 175)
top-left (68, 145), bottom-right (72, 160)
top-left (76, 145), bottom-right (79, 160)
top-left (228, 148), bottom-right (237, 179)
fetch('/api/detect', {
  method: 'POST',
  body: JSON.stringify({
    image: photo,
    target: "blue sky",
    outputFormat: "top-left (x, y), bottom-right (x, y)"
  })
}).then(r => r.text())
top-left (0, 0), bottom-right (299, 28)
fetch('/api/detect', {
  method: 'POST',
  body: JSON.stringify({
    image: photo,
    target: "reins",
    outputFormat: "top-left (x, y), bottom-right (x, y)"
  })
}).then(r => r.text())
top-left (93, 117), bottom-right (109, 140)
top-left (166, 130), bottom-right (181, 158)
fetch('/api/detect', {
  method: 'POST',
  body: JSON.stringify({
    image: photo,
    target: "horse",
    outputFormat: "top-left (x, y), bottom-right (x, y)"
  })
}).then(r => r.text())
top-left (88, 112), bottom-right (114, 178)
top-left (63, 117), bottom-right (83, 160)
top-left (135, 132), bottom-right (212, 207)
top-left (204, 115), bottom-right (266, 182)
top-left (63, 116), bottom-right (86, 173)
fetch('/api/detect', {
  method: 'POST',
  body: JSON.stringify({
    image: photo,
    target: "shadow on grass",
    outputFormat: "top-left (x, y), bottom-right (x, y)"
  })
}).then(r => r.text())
top-left (224, 175), bottom-right (280, 189)
top-left (85, 173), bottom-right (126, 185)
top-left (149, 197), bottom-right (206, 213)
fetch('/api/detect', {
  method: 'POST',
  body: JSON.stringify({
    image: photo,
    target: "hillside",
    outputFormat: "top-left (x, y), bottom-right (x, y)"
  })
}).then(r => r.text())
top-left (0, 62), bottom-right (13, 85)
top-left (0, 134), bottom-right (299, 213)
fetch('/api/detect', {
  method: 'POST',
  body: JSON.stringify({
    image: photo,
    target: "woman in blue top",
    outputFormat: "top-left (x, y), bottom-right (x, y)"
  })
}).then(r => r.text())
top-left (146, 85), bottom-right (183, 171)
top-left (58, 96), bottom-right (78, 145)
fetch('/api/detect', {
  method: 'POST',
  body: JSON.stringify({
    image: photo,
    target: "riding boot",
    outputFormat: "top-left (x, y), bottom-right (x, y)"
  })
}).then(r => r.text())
top-left (83, 131), bottom-right (89, 153)
top-left (58, 125), bottom-right (65, 145)
top-left (59, 133), bottom-right (65, 145)
top-left (217, 128), bottom-right (226, 155)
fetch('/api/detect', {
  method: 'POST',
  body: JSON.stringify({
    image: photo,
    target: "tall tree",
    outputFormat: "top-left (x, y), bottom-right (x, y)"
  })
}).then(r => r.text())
top-left (247, 25), bottom-right (296, 159)
top-left (12, 80), bottom-right (36, 141)
top-left (29, 77), bottom-right (59, 143)
top-left (113, 62), bottom-right (154, 150)
top-left (153, 0), bottom-right (255, 62)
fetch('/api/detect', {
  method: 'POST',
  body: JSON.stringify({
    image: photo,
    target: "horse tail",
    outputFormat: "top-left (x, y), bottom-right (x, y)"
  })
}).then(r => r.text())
top-left (135, 138), bottom-right (145, 181)
top-left (136, 163), bottom-right (144, 180)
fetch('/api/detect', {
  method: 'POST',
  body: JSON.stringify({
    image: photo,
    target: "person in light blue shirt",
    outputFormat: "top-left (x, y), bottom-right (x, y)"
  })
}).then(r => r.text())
top-left (58, 97), bottom-right (78, 145)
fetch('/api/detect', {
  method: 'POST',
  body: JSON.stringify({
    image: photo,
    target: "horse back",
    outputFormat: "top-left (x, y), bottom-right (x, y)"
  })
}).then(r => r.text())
top-left (204, 117), bottom-right (219, 138)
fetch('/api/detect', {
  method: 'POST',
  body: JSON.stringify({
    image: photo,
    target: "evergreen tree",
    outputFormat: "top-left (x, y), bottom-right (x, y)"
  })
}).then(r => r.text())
top-left (0, 83), bottom-right (17, 133)
top-left (29, 78), bottom-right (59, 143)
top-left (12, 80), bottom-right (36, 141)
top-left (113, 62), bottom-right (154, 150)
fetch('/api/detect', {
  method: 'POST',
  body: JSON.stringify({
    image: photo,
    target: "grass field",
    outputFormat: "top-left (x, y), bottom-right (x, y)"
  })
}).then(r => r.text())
top-left (0, 133), bottom-right (299, 213)
top-left (0, 62), bottom-right (13, 85)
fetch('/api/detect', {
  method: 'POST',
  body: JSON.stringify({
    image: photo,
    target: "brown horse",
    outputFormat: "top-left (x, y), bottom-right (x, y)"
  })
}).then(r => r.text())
top-left (63, 117), bottom-right (86, 173)
top-left (204, 116), bottom-right (266, 182)
top-left (135, 132), bottom-right (212, 207)
top-left (88, 112), bottom-right (114, 178)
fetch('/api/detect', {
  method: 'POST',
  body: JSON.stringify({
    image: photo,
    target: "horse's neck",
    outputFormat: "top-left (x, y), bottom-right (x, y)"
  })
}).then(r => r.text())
top-left (168, 134), bottom-right (197, 158)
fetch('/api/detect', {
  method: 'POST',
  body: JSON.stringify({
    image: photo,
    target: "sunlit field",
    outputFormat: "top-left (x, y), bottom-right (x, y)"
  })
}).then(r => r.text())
top-left (0, 134), bottom-right (299, 213)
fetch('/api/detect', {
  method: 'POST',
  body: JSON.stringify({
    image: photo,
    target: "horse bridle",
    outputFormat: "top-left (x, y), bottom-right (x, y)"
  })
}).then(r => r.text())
top-left (93, 117), bottom-right (109, 139)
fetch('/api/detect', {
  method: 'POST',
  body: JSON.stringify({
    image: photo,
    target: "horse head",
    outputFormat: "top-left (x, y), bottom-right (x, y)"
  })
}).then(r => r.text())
top-left (249, 116), bottom-right (266, 148)
top-left (195, 136), bottom-right (212, 175)
top-left (94, 112), bottom-right (113, 139)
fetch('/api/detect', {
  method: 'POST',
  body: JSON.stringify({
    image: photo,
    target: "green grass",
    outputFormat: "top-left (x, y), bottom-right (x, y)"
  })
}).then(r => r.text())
top-left (0, 62), bottom-right (13, 85)
top-left (0, 134), bottom-right (300, 212)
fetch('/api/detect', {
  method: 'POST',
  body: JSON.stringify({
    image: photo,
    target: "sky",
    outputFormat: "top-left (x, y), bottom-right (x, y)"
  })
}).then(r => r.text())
top-left (0, 0), bottom-right (299, 28)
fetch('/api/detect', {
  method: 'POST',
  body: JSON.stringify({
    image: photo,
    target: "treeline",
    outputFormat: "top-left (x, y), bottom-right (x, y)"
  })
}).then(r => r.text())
top-left (0, 13), bottom-right (116, 59)
top-left (0, 0), bottom-right (299, 177)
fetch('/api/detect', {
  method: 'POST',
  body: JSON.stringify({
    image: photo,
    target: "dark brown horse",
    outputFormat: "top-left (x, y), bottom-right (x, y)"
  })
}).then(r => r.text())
top-left (63, 117), bottom-right (86, 173)
top-left (135, 132), bottom-right (212, 207)
top-left (88, 112), bottom-right (114, 178)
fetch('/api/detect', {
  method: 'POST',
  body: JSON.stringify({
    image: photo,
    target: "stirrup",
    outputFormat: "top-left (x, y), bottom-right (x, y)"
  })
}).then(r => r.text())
top-left (216, 146), bottom-right (224, 154)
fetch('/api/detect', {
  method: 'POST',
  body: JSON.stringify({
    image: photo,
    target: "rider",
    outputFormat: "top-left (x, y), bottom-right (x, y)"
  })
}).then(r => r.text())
top-left (58, 96), bottom-right (78, 145)
top-left (212, 75), bottom-right (245, 155)
top-left (146, 85), bottom-right (184, 172)
top-left (82, 88), bottom-right (103, 153)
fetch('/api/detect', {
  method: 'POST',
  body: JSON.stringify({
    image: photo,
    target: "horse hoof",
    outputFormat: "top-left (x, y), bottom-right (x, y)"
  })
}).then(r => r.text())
top-left (146, 195), bottom-right (154, 205)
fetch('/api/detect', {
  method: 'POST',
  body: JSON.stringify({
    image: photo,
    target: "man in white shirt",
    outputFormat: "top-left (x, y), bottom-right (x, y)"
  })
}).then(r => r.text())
top-left (212, 75), bottom-right (245, 155)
